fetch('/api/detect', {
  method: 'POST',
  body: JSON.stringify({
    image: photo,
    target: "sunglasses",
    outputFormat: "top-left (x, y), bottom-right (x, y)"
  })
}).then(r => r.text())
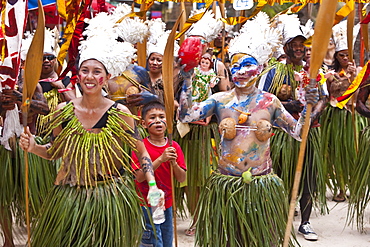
top-left (43, 55), bottom-right (56, 61)
top-left (338, 53), bottom-right (349, 58)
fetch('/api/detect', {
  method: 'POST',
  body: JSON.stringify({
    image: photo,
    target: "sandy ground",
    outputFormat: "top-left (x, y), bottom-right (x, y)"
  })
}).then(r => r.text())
top-left (2, 190), bottom-right (370, 247)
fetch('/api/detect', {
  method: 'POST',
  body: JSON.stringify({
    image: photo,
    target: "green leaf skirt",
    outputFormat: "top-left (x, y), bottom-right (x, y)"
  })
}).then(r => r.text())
top-left (173, 122), bottom-right (220, 217)
top-left (348, 126), bottom-right (370, 232)
top-left (270, 127), bottom-right (328, 215)
top-left (31, 178), bottom-right (144, 247)
top-left (0, 137), bottom-right (58, 222)
top-left (195, 172), bottom-right (298, 247)
top-left (320, 106), bottom-right (368, 195)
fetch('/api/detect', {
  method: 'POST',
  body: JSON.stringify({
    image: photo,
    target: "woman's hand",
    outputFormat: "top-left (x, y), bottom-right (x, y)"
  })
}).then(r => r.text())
top-left (19, 126), bottom-right (36, 152)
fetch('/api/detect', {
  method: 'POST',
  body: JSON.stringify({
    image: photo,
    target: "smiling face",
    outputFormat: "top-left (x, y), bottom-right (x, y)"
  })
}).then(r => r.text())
top-left (142, 108), bottom-right (167, 137)
top-left (230, 54), bottom-right (261, 88)
top-left (284, 36), bottom-right (306, 61)
top-left (78, 59), bottom-right (111, 94)
top-left (148, 52), bottom-right (163, 73)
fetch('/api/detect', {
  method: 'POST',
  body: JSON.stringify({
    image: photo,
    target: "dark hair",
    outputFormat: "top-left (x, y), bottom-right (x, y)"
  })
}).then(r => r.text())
top-left (333, 51), bottom-right (341, 72)
top-left (141, 101), bottom-right (165, 119)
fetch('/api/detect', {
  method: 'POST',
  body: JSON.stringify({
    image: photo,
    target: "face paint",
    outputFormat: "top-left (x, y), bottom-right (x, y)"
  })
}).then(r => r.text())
top-left (230, 55), bottom-right (260, 88)
top-left (99, 77), bottom-right (104, 85)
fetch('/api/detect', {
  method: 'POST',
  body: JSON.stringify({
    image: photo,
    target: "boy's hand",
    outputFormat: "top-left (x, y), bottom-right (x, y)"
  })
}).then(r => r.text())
top-left (159, 147), bottom-right (177, 163)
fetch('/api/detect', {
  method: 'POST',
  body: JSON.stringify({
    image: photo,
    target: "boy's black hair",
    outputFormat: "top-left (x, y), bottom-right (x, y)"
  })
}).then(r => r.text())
top-left (141, 101), bottom-right (166, 119)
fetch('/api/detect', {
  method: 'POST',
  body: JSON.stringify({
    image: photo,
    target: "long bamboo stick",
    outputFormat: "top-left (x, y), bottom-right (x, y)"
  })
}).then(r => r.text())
top-left (162, 11), bottom-right (184, 247)
top-left (22, 1), bottom-right (45, 246)
top-left (282, 1), bottom-right (338, 246)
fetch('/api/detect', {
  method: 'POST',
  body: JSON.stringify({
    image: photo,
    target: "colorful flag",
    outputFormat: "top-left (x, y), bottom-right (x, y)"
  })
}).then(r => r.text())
top-left (337, 61), bottom-right (370, 109)
top-left (0, 0), bottom-right (28, 89)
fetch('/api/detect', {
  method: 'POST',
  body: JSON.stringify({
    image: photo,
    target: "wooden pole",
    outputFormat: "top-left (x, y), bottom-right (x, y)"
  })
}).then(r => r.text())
top-left (22, 1), bottom-right (45, 246)
top-left (162, 12), bottom-right (184, 247)
top-left (218, 2), bottom-right (226, 63)
top-left (282, 1), bottom-right (338, 246)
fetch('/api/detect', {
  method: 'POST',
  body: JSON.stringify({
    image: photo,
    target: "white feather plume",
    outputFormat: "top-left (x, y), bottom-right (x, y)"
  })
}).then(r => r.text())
top-left (229, 12), bottom-right (281, 65)
top-left (147, 18), bottom-right (166, 45)
top-left (79, 36), bottom-right (136, 78)
top-left (186, 10), bottom-right (223, 43)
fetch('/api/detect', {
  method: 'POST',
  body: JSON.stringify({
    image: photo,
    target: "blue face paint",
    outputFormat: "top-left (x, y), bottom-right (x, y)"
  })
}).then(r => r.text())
top-left (230, 57), bottom-right (258, 75)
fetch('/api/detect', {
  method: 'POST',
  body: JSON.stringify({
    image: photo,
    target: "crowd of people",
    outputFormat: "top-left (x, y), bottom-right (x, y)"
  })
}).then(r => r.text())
top-left (1, 3), bottom-right (370, 247)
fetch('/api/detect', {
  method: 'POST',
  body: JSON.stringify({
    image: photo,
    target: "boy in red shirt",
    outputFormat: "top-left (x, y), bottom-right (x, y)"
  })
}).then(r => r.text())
top-left (132, 102), bottom-right (187, 247)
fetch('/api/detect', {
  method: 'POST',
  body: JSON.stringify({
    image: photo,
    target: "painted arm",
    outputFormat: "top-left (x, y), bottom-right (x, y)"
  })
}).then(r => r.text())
top-left (272, 97), bottom-right (303, 141)
top-left (311, 84), bottom-right (328, 121)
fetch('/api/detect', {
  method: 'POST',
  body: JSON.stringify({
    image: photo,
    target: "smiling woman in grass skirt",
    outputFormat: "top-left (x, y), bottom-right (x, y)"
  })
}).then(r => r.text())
top-left (19, 32), bottom-right (162, 246)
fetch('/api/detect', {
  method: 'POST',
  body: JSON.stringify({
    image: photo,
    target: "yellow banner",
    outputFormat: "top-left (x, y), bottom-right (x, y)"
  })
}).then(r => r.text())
top-left (334, 0), bottom-right (354, 25)
top-left (337, 61), bottom-right (369, 109)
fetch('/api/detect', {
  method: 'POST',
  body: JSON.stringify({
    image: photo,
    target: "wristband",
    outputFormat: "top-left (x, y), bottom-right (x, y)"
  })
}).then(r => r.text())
top-left (58, 88), bottom-right (73, 93)
top-left (148, 180), bottom-right (156, 187)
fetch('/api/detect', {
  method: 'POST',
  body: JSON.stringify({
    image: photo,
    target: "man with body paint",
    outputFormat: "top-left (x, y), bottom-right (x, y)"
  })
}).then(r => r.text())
top-left (178, 13), bottom-right (319, 246)
top-left (257, 15), bottom-right (327, 241)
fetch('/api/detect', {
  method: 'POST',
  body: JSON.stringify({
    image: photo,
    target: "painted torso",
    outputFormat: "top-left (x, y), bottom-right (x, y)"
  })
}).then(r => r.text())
top-left (180, 87), bottom-right (300, 176)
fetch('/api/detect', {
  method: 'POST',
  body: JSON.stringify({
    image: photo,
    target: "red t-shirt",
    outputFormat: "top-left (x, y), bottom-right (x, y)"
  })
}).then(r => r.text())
top-left (131, 137), bottom-right (186, 209)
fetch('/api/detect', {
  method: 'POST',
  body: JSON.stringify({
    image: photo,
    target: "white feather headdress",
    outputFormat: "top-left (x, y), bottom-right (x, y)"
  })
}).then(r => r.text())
top-left (274, 14), bottom-right (307, 45)
top-left (79, 36), bottom-right (136, 78)
top-left (186, 10), bottom-right (223, 43)
top-left (147, 18), bottom-right (166, 45)
top-left (115, 17), bottom-right (149, 44)
top-left (332, 20), bottom-right (360, 52)
top-left (21, 28), bottom-right (60, 60)
top-left (83, 3), bottom-right (149, 45)
top-left (228, 12), bottom-right (281, 65)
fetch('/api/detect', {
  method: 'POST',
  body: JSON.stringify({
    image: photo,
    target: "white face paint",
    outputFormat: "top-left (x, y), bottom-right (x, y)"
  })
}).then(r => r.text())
top-left (230, 54), bottom-right (261, 88)
top-left (232, 64), bottom-right (261, 88)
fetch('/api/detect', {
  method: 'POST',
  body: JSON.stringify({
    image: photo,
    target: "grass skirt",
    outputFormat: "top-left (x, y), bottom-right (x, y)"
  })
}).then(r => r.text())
top-left (0, 137), bottom-right (58, 222)
top-left (31, 178), bottom-right (144, 247)
top-left (195, 172), bottom-right (298, 247)
top-left (173, 122), bottom-right (220, 216)
top-left (270, 127), bottom-right (328, 214)
top-left (348, 126), bottom-right (370, 232)
top-left (320, 106), bottom-right (368, 194)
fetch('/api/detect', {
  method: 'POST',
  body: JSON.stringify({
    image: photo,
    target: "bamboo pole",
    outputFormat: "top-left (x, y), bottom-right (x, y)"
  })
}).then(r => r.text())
top-left (179, 2), bottom-right (187, 45)
top-left (22, 1), bottom-right (45, 246)
top-left (282, 1), bottom-right (338, 246)
top-left (162, 11), bottom-right (184, 247)
top-left (218, 2), bottom-right (226, 63)
top-left (347, 4), bottom-right (359, 153)
top-left (137, 2), bottom-right (148, 68)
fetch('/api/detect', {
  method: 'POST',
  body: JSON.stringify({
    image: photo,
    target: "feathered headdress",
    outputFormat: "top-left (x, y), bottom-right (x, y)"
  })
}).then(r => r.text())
top-left (146, 19), bottom-right (179, 57)
top-left (274, 14), bottom-right (307, 45)
top-left (228, 12), bottom-right (281, 65)
top-left (21, 27), bottom-right (60, 60)
top-left (186, 10), bottom-right (223, 43)
top-left (79, 36), bottom-right (136, 78)
top-left (115, 17), bottom-right (149, 44)
top-left (332, 20), bottom-right (360, 52)
top-left (83, 3), bottom-right (149, 45)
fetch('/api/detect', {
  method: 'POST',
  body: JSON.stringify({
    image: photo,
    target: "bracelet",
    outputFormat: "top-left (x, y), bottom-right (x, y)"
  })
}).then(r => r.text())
top-left (148, 180), bottom-right (156, 187)
top-left (58, 88), bottom-right (73, 93)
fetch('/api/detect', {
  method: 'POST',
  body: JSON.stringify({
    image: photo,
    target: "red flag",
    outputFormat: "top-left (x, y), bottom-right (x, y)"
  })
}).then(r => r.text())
top-left (0, 0), bottom-right (28, 89)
